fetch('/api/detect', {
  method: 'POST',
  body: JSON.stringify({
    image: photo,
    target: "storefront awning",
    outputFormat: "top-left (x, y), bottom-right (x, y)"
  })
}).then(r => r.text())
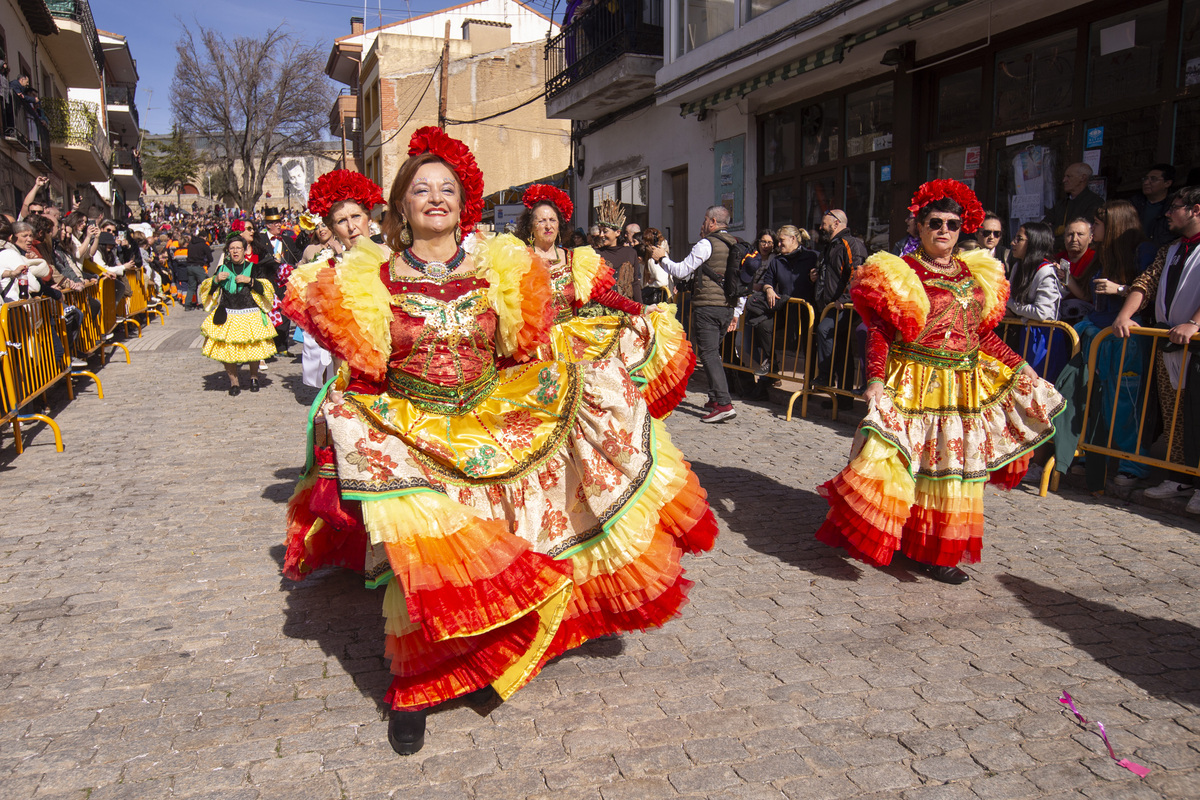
top-left (679, 0), bottom-right (975, 117)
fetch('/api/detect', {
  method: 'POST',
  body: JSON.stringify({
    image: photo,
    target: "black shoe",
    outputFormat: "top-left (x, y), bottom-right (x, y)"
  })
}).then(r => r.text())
top-left (264, 355), bottom-right (277, 364)
top-left (463, 686), bottom-right (497, 709)
top-left (228, 385), bottom-right (241, 396)
top-left (917, 563), bottom-right (969, 584)
top-left (388, 709), bottom-right (427, 755)
top-left (249, 378), bottom-right (260, 393)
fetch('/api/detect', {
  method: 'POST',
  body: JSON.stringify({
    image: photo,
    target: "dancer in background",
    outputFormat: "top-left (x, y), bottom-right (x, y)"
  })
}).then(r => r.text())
top-left (198, 236), bottom-right (276, 395)
top-left (817, 179), bottom-right (1065, 583)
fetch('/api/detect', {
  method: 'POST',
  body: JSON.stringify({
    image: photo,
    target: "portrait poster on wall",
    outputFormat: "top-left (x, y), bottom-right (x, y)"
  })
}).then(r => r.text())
top-left (713, 135), bottom-right (745, 230)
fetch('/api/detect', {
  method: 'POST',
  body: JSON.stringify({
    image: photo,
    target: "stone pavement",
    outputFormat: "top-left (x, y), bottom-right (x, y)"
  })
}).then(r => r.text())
top-left (2, 305), bottom-right (1199, 800)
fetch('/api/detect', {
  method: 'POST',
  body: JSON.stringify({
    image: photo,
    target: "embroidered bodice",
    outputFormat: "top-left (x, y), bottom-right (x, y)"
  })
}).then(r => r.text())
top-left (547, 252), bottom-right (576, 324)
top-left (907, 258), bottom-right (987, 354)
top-left (381, 263), bottom-right (497, 389)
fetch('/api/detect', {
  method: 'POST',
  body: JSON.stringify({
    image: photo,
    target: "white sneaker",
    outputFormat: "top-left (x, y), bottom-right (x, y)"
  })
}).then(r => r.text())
top-left (1112, 473), bottom-right (1138, 488)
top-left (1144, 480), bottom-right (1193, 499)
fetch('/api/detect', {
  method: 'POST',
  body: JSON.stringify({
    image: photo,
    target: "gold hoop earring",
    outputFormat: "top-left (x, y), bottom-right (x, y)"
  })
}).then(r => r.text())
top-left (454, 225), bottom-right (463, 245)
top-left (399, 221), bottom-right (413, 247)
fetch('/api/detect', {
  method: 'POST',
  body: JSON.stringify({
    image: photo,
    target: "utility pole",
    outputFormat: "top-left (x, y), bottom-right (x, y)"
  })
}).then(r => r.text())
top-left (438, 20), bottom-right (450, 130)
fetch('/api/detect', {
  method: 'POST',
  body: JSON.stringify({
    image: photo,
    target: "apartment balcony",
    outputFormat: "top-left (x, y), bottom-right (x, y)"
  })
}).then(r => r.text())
top-left (111, 148), bottom-right (142, 196)
top-left (104, 85), bottom-right (139, 133)
top-left (44, 0), bottom-right (105, 90)
top-left (2, 89), bottom-right (53, 170)
top-left (329, 92), bottom-right (359, 138)
top-left (44, 98), bottom-right (111, 182)
top-left (545, 0), bottom-right (663, 120)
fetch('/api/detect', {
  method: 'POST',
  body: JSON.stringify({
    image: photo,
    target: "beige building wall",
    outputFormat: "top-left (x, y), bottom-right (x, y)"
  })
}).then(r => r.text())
top-left (360, 27), bottom-right (570, 202)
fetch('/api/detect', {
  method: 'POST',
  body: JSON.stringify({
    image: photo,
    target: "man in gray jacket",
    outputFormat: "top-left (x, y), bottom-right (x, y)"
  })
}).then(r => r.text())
top-left (650, 205), bottom-right (744, 423)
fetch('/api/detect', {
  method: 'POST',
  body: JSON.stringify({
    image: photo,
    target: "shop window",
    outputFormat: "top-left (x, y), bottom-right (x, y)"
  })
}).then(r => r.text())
top-left (1084, 107), bottom-right (1161, 197)
top-left (676, 0), bottom-right (735, 57)
top-left (762, 110), bottom-right (796, 176)
top-left (845, 160), bottom-right (891, 252)
top-left (1087, 3), bottom-right (1167, 106)
top-left (928, 145), bottom-right (983, 192)
top-left (1180, 0), bottom-right (1200, 85)
top-left (801, 97), bottom-right (841, 166)
top-left (1173, 98), bottom-right (1200, 184)
top-left (745, 0), bottom-right (788, 22)
top-left (994, 32), bottom-right (1075, 128)
top-left (936, 68), bottom-right (982, 137)
top-left (803, 175), bottom-right (836, 235)
top-left (589, 171), bottom-right (649, 229)
top-left (845, 84), bottom-right (893, 158)
top-left (764, 183), bottom-right (795, 232)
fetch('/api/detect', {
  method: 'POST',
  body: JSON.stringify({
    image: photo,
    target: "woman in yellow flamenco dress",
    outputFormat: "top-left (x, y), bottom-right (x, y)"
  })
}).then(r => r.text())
top-left (817, 180), bottom-right (1065, 584)
top-left (515, 184), bottom-right (695, 417)
top-left (198, 235), bottom-right (276, 395)
top-left (282, 128), bottom-right (717, 755)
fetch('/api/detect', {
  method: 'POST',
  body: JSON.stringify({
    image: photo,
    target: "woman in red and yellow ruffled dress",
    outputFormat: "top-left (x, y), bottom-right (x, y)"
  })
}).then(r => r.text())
top-left (817, 180), bottom-right (1065, 584)
top-left (282, 128), bottom-right (716, 755)
top-left (514, 184), bottom-right (694, 417)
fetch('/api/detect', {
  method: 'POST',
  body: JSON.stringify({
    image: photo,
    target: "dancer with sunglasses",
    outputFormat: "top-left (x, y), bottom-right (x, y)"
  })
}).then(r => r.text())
top-left (817, 180), bottom-right (1065, 584)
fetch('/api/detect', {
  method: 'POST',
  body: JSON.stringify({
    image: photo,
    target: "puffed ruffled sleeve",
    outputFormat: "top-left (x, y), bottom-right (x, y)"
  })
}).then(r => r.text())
top-left (849, 252), bottom-right (929, 343)
top-left (571, 246), bottom-right (643, 314)
top-left (476, 233), bottom-right (554, 361)
top-left (298, 238), bottom-right (393, 383)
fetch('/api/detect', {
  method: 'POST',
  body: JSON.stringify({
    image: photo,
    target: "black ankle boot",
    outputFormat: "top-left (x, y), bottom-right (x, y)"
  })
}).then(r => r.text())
top-left (917, 563), bottom-right (969, 584)
top-left (388, 709), bottom-right (427, 755)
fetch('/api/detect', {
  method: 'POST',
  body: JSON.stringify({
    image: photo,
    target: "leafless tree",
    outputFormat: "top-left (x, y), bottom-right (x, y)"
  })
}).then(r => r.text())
top-left (170, 24), bottom-right (333, 210)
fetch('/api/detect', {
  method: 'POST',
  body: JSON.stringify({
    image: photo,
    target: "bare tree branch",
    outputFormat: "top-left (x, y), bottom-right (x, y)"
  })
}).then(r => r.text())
top-left (170, 22), bottom-right (333, 210)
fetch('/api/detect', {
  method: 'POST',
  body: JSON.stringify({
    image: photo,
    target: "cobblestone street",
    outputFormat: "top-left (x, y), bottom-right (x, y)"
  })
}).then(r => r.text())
top-left (3, 307), bottom-right (1198, 800)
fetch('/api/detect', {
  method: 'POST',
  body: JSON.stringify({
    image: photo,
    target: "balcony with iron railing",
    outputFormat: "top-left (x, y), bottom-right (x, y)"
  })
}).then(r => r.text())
top-left (44, 0), bottom-right (105, 88)
top-left (545, 0), bottom-right (663, 119)
top-left (44, 97), bottom-right (111, 182)
top-left (105, 84), bottom-right (140, 131)
top-left (2, 88), bottom-right (53, 170)
top-left (111, 148), bottom-right (143, 193)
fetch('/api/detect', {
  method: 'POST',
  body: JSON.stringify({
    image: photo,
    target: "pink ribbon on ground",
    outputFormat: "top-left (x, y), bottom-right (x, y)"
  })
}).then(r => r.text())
top-left (1059, 692), bottom-right (1150, 778)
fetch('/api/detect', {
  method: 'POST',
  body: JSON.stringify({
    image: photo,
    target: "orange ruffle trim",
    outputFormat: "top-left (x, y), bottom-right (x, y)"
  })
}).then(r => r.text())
top-left (306, 266), bottom-right (389, 383)
top-left (637, 307), bottom-right (696, 418)
top-left (516, 254), bottom-right (555, 360)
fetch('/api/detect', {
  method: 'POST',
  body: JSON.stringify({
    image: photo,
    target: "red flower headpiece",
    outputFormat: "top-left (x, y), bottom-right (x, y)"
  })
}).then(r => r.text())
top-left (408, 126), bottom-right (484, 235)
top-left (307, 169), bottom-right (385, 219)
top-left (908, 179), bottom-right (985, 234)
top-left (229, 219), bottom-right (246, 233)
top-left (522, 184), bottom-right (572, 222)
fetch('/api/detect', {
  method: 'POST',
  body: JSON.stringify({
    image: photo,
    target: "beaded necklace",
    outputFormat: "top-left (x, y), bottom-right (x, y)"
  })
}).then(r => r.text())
top-left (914, 247), bottom-right (961, 277)
top-left (391, 245), bottom-right (467, 281)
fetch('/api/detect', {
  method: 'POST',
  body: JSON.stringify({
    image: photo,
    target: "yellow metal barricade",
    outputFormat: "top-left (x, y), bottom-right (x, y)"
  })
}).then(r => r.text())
top-left (63, 282), bottom-right (104, 358)
top-left (97, 277), bottom-right (130, 364)
top-left (797, 302), bottom-right (862, 421)
top-left (1063, 325), bottom-right (1200, 487)
top-left (995, 316), bottom-right (1081, 381)
top-left (677, 292), bottom-right (817, 416)
top-left (0, 298), bottom-right (71, 453)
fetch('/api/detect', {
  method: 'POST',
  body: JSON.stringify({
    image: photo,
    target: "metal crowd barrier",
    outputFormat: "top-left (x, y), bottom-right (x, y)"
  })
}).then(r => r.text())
top-left (796, 302), bottom-right (860, 422)
top-left (1043, 325), bottom-right (1200, 494)
top-left (678, 292), bottom-right (816, 415)
top-left (122, 267), bottom-right (166, 334)
top-left (995, 316), bottom-right (1081, 383)
top-left (62, 278), bottom-right (129, 365)
top-left (0, 297), bottom-right (101, 454)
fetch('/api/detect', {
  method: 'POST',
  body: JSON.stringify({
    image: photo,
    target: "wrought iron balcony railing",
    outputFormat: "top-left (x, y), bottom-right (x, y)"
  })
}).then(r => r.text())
top-left (46, 0), bottom-right (106, 77)
top-left (112, 148), bottom-right (143, 182)
top-left (104, 85), bottom-right (140, 128)
top-left (545, 0), bottom-right (664, 98)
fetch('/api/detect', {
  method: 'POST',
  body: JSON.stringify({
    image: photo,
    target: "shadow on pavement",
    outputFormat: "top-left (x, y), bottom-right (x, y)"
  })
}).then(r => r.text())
top-left (689, 460), bottom-right (866, 582)
top-left (201, 369), bottom-right (274, 393)
top-left (998, 574), bottom-right (1200, 705)
top-left (280, 373), bottom-right (321, 406)
top-left (263, 466), bottom-right (302, 504)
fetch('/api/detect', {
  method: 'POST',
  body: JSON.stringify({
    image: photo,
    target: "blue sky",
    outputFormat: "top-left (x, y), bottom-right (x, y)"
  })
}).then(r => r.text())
top-left (91, 0), bottom-right (561, 135)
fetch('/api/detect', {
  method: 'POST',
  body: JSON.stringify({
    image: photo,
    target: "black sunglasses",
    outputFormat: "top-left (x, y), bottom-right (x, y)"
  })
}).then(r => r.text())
top-left (980, 229), bottom-right (1002, 238)
top-left (926, 218), bottom-right (961, 232)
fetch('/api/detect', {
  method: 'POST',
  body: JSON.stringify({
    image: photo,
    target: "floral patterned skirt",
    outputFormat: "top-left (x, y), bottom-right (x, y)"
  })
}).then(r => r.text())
top-left (818, 348), bottom-right (1065, 567)
top-left (283, 357), bottom-right (717, 710)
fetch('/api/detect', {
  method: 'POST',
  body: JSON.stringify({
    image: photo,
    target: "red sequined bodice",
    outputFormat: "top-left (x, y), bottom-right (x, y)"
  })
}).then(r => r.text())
top-left (905, 256), bottom-right (987, 354)
top-left (380, 264), bottom-right (497, 388)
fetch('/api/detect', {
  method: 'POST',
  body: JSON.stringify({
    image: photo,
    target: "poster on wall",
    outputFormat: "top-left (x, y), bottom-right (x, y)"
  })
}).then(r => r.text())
top-left (713, 135), bottom-right (745, 230)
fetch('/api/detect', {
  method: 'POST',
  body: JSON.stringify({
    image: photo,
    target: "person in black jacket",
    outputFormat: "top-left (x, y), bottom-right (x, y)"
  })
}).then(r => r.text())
top-left (811, 210), bottom-right (867, 408)
top-left (185, 229), bottom-right (212, 309)
top-left (744, 225), bottom-right (816, 397)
